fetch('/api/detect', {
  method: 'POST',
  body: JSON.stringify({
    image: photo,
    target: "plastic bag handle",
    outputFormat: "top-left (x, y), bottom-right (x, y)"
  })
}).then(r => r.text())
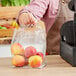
top-left (20, 22), bottom-right (42, 30)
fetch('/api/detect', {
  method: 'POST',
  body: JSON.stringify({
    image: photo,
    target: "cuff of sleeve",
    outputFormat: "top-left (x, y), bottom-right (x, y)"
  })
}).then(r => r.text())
top-left (19, 6), bottom-right (40, 21)
top-left (16, 6), bottom-right (39, 24)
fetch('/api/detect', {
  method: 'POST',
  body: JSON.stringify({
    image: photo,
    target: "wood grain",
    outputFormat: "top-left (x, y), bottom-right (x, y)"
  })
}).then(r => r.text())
top-left (0, 29), bottom-right (13, 37)
top-left (0, 55), bottom-right (76, 76)
top-left (0, 6), bottom-right (24, 19)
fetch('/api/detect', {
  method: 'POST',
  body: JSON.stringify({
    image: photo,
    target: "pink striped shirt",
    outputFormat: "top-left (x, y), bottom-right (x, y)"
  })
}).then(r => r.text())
top-left (19, 0), bottom-right (59, 33)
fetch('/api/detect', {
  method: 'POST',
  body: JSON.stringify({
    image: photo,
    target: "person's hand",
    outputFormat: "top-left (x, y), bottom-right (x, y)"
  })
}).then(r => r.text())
top-left (18, 12), bottom-right (37, 26)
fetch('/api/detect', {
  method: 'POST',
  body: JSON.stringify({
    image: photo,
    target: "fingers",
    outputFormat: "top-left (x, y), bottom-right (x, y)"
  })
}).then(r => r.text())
top-left (18, 12), bottom-right (37, 27)
top-left (28, 12), bottom-right (37, 24)
top-left (19, 13), bottom-right (29, 25)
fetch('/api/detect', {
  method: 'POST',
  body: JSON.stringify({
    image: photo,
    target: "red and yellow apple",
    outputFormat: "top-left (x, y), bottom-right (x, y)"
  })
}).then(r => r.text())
top-left (11, 43), bottom-right (24, 55)
top-left (24, 46), bottom-right (37, 58)
top-left (28, 55), bottom-right (42, 68)
top-left (12, 55), bottom-right (26, 67)
top-left (36, 52), bottom-right (44, 60)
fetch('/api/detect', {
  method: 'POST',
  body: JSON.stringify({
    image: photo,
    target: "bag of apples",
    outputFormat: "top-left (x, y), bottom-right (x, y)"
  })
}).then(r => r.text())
top-left (11, 23), bottom-right (46, 68)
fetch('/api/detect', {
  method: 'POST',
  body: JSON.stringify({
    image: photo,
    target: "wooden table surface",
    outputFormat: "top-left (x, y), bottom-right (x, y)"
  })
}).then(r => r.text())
top-left (0, 55), bottom-right (76, 76)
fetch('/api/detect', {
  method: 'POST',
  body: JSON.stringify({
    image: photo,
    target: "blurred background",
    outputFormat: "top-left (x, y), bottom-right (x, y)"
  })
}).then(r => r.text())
top-left (0, 0), bottom-right (74, 57)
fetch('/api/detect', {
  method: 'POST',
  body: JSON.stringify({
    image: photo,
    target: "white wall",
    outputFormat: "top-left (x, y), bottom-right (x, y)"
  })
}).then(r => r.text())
top-left (0, 45), bottom-right (12, 57)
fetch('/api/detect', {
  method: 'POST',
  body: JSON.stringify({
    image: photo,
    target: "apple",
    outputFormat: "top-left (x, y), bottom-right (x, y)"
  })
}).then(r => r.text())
top-left (28, 55), bottom-right (42, 68)
top-left (12, 55), bottom-right (26, 67)
top-left (11, 43), bottom-right (24, 55)
top-left (24, 46), bottom-right (37, 58)
top-left (36, 52), bottom-right (44, 60)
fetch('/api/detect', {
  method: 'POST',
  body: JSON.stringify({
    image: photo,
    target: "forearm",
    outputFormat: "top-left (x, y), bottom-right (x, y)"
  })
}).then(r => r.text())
top-left (19, 0), bottom-right (49, 20)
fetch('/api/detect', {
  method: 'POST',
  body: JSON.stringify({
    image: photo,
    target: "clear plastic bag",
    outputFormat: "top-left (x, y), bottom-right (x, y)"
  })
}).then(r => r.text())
top-left (11, 23), bottom-right (46, 68)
